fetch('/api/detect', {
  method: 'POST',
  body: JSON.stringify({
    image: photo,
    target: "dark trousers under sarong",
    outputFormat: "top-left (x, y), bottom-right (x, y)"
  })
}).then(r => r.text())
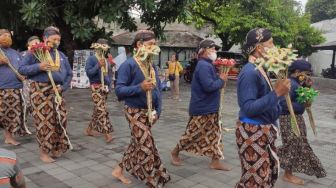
top-left (88, 87), bottom-right (113, 134)
top-left (236, 121), bottom-right (279, 188)
top-left (30, 82), bottom-right (70, 155)
top-left (119, 106), bottom-right (170, 188)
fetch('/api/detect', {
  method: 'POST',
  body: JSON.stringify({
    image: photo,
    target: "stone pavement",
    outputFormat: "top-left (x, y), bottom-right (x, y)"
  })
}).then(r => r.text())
top-left (1, 81), bottom-right (336, 188)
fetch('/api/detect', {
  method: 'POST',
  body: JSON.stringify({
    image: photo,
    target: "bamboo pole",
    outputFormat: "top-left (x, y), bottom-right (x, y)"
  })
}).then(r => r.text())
top-left (47, 71), bottom-right (62, 104)
top-left (0, 49), bottom-right (25, 81)
top-left (285, 94), bottom-right (301, 136)
top-left (306, 107), bottom-right (317, 136)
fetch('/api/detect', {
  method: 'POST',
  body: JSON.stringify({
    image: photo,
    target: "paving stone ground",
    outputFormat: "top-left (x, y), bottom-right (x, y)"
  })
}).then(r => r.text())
top-left (1, 81), bottom-right (336, 188)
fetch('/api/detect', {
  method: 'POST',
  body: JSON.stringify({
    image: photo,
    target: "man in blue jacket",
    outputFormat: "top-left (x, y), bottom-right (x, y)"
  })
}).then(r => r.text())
top-left (235, 28), bottom-right (290, 188)
top-left (112, 30), bottom-right (170, 187)
top-left (170, 39), bottom-right (231, 171)
top-left (0, 29), bottom-right (31, 146)
top-left (84, 38), bottom-right (113, 143)
top-left (19, 26), bottom-right (73, 163)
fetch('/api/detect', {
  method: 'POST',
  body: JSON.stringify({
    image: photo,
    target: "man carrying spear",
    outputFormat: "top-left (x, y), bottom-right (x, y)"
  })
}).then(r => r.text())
top-left (170, 39), bottom-right (231, 171)
top-left (0, 29), bottom-right (31, 146)
top-left (112, 30), bottom-right (170, 187)
top-left (19, 26), bottom-right (73, 163)
top-left (85, 38), bottom-right (113, 143)
top-left (235, 28), bottom-right (290, 187)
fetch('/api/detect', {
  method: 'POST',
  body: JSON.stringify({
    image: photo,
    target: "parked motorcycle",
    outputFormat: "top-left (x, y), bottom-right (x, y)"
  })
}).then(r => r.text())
top-left (183, 58), bottom-right (197, 83)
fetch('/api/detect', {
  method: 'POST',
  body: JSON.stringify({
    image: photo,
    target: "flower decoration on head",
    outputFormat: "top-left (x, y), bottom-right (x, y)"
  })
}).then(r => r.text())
top-left (90, 43), bottom-right (110, 51)
top-left (91, 38), bottom-right (110, 53)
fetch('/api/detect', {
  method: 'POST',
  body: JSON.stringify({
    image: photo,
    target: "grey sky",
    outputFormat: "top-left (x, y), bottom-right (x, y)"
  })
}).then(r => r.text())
top-left (298, 0), bottom-right (308, 9)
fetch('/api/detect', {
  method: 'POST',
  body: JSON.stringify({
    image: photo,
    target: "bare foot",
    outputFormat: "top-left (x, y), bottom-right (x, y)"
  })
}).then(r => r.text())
top-left (40, 154), bottom-right (55, 163)
top-left (283, 173), bottom-right (304, 185)
top-left (105, 134), bottom-right (113, 143)
top-left (209, 160), bottom-right (232, 171)
top-left (50, 152), bottom-right (62, 158)
top-left (112, 166), bottom-right (132, 185)
top-left (170, 149), bottom-right (182, 166)
top-left (84, 128), bottom-right (101, 137)
top-left (4, 137), bottom-right (20, 146)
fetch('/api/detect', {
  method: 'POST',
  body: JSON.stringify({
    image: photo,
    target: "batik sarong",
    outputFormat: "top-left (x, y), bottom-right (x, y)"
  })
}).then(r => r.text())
top-left (176, 113), bottom-right (224, 159)
top-left (278, 115), bottom-right (326, 178)
top-left (0, 88), bottom-right (30, 136)
top-left (88, 86), bottom-right (113, 134)
top-left (30, 82), bottom-right (70, 156)
top-left (235, 121), bottom-right (279, 188)
top-left (119, 106), bottom-right (171, 188)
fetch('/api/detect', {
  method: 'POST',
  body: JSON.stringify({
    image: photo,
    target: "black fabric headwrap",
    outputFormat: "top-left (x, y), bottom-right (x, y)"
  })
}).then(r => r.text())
top-left (243, 28), bottom-right (272, 55)
top-left (132, 30), bottom-right (156, 47)
top-left (288, 59), bottom-right (312, 74)
top-left (43, 26), bottom-right (60, 38)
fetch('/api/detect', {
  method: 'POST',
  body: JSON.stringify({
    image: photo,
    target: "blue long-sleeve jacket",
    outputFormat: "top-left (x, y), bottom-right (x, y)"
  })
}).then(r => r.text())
top-left (115, 57), bottom-right (162, 117)
top-left (280, 77), bottom-right (305, 115)
top-left (189, 58), bottom-right (225, 116)
top-left (237, 62), bottom-right (281, 125)
top-left (19, 50), bottom-right (73, 91)
top-left (0, 48), bottom-right (23, 89)
top-left (85, 55), bottom-right (111, 86)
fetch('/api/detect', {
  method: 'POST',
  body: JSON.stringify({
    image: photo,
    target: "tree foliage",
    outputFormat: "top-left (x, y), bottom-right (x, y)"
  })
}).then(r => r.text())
top-left (0, 0), bottom-right (190, 62)
top-left (183, 0), bottom-right (325, 56)
top-left (306, 0), bottom-right (336, 23)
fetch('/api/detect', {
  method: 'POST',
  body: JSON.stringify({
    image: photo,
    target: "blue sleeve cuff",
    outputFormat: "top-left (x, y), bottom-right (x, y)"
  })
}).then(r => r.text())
top-left (29, 63), bottom-right (42, 75)
top-left (270, 91), bottom-right (280, 103)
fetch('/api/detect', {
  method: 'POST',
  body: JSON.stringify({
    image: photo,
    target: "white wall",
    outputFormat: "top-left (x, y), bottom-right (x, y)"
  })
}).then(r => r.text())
top-left (308, 32), bottom-right (336, 76)
top-left (309, 50), bottom-right (333, 76)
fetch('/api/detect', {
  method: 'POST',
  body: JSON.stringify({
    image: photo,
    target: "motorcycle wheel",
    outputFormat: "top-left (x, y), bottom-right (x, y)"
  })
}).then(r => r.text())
top-left (184, 72), bottom-right (192, 83)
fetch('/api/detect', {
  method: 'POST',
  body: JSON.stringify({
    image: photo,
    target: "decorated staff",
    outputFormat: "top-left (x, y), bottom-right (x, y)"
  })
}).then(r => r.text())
top-left (133, 43), bottom-right (160, 125)
top-left (236, 28), bottom-right (290, 188)
top-left (19, 26), bottom-right (73, 163)
top-left (278, 59), bottom-right (326, 185)
top-left (255, 44), bottom-right (300, 136)
top-left (0, 29), bottom-right (31, 146)
top-left (112, 30), bottom-right (170, 187)
top-left (85, 38), bottom-right (113, 143)
top-left (214, 58), bottom-right (236, 132)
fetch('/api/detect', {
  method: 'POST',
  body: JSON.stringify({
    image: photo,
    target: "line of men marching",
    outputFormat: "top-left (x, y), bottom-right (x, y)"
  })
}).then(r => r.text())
top-left (0, 26), bottom-right (327, 188)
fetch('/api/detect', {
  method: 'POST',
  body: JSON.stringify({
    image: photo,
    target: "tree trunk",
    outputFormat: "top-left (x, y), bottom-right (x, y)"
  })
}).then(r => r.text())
top-left (57, 21), bottom-right (77, 66)
top-left (54, 7), bottom-right (77, 67)
top-left (218, 33), bottom-right (234, 51)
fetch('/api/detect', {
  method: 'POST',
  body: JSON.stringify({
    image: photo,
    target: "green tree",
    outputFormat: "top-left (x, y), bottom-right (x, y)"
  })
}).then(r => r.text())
top-left (183, 0), bottom-right (325, 56)
top-left (306, 0), bottom-right (336, 23)
top-left (0, 0), bottom-right (189, 62)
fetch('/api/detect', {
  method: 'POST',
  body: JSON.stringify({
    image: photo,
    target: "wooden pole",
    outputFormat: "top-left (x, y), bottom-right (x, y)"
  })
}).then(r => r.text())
top-left (331, 49), bottom-right (335, 71)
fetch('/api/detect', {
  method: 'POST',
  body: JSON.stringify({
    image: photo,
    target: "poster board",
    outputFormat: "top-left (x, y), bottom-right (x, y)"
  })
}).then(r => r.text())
top-left (71, 50), bottom-right (94, 88)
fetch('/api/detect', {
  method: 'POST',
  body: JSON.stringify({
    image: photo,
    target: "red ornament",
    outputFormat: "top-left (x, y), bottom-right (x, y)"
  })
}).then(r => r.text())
top-left (214, 58), bottom-right (236, 67)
